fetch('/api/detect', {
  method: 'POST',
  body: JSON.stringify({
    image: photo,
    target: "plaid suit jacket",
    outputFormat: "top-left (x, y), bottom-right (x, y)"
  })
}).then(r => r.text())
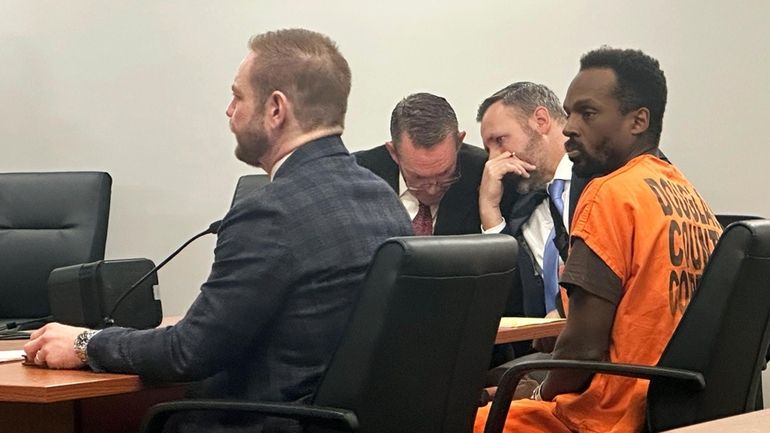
top-left (88, 135), bottom-right (412, 432)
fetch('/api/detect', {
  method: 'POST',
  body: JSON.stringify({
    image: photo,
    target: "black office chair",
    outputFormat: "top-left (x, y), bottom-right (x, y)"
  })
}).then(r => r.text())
top-left (141, 234), bottom-right (518, 433)
top-left (715, 213), bottom-right (764, 228)
top-left (483, 220), bottom-right (770, 433)
top-left (716, 214), bottom-right (768, 368)
top-left (0, 172), bottom-right (111, 327)
top-left (230, 174), bottom-right (269, 207)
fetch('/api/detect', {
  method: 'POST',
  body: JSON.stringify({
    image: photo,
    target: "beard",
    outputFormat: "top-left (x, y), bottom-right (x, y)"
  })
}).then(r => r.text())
top-left (571, 158), bottom-right (600, 178)
top-left (566, 137), bottom-right (614, 178)
top-left (233, 122), bottom-right (270, 168)
top-left (512, 133), bottom-right (550, 194)
top-left (514, 170), bottom-right (550, 194)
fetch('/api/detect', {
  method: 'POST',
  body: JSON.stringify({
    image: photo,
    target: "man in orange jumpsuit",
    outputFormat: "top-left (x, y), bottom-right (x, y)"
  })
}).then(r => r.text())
top-left (475, 46), bottom-right (723, 433)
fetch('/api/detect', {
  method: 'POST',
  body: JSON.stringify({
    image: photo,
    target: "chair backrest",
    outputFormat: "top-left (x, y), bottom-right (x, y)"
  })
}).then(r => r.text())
top-left (715, 213), bottom-right (764, 228)
top-left (0, 172), bottom-right (111, 319)
top-left (230, 174), bottom-right (269, 208)
top-left (648, 220), bottom-right (770, 431)
top-left (312, 234), bottom-right (517, 433)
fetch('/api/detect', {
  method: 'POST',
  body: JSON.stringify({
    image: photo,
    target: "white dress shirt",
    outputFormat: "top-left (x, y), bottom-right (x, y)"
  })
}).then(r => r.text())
top-left (398, 172), bottom-right (439, 233)
top-left (269, 151), bottom-right (295, 182)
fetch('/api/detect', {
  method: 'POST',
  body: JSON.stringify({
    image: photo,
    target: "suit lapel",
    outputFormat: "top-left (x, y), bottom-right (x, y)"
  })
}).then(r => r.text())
top-left (433, 145), bottom-right (482, 235)
top-left (433, 182), bottom-right (469, 234)
top-left (507, 191), bottom-right (548, 236)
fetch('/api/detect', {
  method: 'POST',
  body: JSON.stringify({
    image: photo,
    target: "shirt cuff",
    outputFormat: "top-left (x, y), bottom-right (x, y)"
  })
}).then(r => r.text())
top-left (481, 219), bottom-right (506, 234)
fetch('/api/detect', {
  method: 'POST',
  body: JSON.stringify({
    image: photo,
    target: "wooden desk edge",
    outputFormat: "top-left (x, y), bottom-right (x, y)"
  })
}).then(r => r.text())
top-left (2, 315), bottom-right (562, 404)
top-left (661, 408), bottom-right (770, 432)
top-left (495, 320), bottom-right (566, 344)
top-left (1, 329), bottom-right (181, 404)
top-left (0, 365), bottom-right (146, 403)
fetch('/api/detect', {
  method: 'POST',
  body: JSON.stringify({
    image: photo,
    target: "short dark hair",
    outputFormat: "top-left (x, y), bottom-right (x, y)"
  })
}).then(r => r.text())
top-left (476, 81), bottom-right (566, 123)
top-left (390, 93), bottom-right (460, 149)
top-left (579, 47), bottom-right (667, 145)
top-left (248, 28), bottom-right (352, 131)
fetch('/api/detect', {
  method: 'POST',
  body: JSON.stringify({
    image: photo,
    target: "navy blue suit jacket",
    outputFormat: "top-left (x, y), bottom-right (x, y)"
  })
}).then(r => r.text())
top-left (88, 135), bottom-right (413, 432)
top-left (500, 174), bottom-right (591, 317)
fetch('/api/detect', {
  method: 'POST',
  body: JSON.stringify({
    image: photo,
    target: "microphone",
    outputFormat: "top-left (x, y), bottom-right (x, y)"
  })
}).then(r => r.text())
top-left (101, 220), bottom-right (222, 327)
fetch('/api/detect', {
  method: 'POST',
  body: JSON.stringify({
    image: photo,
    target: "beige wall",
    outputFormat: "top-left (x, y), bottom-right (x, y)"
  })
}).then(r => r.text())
top-left (1, 0), bottom-right (769, 318)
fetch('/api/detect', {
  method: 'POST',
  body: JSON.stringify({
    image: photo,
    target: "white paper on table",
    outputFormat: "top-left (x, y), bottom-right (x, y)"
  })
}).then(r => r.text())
top-left (0, 350), bottom-right (25, 363)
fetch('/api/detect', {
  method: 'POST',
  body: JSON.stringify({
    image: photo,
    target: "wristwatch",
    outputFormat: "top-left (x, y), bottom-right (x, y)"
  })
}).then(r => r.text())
top-left (74, 329), bottom-right (100, 364)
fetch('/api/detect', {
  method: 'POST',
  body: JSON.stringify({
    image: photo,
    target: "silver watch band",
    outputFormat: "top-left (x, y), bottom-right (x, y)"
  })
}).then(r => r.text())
top-left (74, 329), bottom-right (100, 364)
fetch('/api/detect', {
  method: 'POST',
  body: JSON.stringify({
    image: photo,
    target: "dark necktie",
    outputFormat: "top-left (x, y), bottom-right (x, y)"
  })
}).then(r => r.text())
top-left (543, 179), bottom-right (566, 312)
top-left (412, 202), bottom-right (433, 236)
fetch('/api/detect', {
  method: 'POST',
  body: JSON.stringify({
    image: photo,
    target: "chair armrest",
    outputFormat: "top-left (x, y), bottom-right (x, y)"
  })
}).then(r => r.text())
top-left (484, 359), bottom-right (705, 433)
top-left (479, 387), bottom-right (497, 407)
top-left (141, 400), bottom-right (359, 433)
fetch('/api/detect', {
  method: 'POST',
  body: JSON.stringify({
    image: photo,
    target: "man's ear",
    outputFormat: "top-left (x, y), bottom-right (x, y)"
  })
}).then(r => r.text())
top-left (457, 130), bottom-right (466, 144)
top-left (532, 106), bottom-right (551, 135)
top-left (385, 141), bottom-right (399, 163)
top-left (265, 90), bottom-right (289, 129)
top-left (629, 107), bottom-right (650, 136)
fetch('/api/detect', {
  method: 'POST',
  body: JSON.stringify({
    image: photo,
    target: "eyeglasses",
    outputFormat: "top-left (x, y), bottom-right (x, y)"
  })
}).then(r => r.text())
top-left (403, 167), bottom-right (462, 192)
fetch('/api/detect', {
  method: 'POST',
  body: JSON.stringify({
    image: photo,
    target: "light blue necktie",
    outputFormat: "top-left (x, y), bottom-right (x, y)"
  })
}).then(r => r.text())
top-left (543, 179), bottom-right (565, 313)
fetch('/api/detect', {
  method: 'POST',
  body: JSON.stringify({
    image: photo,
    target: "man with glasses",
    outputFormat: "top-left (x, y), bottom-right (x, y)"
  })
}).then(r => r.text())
top-left (356, 92), bottom-right (509, 236)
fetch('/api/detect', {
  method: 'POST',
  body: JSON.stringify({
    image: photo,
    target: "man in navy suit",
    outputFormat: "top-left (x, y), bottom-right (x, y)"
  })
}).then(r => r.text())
top-left (25, 28), bottom-right (412, 432)
top-left (477, 82), bottom-right (574, 324)
top-left (355, 93), bottom-right (513, 236)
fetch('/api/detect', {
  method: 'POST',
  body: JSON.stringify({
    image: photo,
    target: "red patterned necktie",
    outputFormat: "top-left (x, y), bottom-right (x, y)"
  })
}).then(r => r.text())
top-left (412, 202), bottom-right (433, 236)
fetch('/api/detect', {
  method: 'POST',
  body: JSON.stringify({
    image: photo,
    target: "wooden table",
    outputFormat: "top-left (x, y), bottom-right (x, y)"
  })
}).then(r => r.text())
top-left (0, 339), bottom-right (185, 433)
top-left (662, 408), bottom-right (770, 432)
top-left (495, 317), bottom-right (566, 344)
top-left (0, 317), bottom-right (564, 433)
top-left (0, 340), bottom-right (149, 403)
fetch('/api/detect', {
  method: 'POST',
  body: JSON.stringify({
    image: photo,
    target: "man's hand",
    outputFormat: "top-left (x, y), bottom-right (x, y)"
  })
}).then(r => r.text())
top-left (479, 152), bottom-right (536, 229)
top-left (540, 287), bottom-right (615, 401)
top-left (532, 309), bottom-right (562, 353)
top-left (24, 323), bottom-right (89, 369)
